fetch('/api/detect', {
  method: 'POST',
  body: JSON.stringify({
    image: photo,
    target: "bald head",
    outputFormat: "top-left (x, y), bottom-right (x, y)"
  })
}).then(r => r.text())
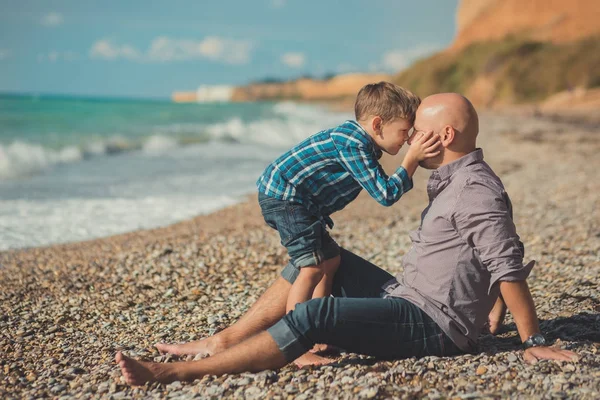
top-left (413, 93), bottom-right (479, 169)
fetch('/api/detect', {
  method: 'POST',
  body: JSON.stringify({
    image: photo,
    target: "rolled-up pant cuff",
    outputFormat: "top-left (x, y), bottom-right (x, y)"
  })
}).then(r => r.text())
top-left (280, 262), bottom-right (300, 284)
top-left (266, 318), bottom-right (307, 362)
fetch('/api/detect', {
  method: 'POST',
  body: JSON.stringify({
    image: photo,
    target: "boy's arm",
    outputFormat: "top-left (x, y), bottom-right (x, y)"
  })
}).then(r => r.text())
top-left (499, 280), bottom-right (578, 364)
top-left (335, 138), bottom-right (412, 206)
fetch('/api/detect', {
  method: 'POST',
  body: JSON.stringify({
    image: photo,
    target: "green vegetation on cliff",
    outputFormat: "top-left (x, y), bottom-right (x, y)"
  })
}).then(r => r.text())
top-left (394, 36), bottom-right (600, 104)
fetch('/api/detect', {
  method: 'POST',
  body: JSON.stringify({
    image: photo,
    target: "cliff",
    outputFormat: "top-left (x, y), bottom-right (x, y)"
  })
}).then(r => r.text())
top-left (452, 0), bottom-right (600, 50)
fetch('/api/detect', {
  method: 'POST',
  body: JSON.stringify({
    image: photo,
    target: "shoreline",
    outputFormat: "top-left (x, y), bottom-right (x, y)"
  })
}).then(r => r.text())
top-left (1, 111), bottom-right (599, 398)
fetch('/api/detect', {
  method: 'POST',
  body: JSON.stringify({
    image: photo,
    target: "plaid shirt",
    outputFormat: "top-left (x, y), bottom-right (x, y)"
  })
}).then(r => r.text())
top-left (257, 120), bottom-right (413, 227)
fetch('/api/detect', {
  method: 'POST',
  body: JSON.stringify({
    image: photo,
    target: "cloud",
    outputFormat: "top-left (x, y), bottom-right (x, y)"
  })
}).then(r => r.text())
top-left (90, 40), bottom-right (142, 60)
top-left (48, 51), bottom-right (59, 62)
top-left (37, 51), bottom-right (80, 63)
top-left (380, 44), bottom-right (441, 72)
top-left (0, 49), bottom-right (10, 60)
top-left (148, 36), bottom-right (253, 64)
top-left (271, 0), bottom-right (286, 8)
top-left (90, 36), bottom-right (253, 64)
top-left (281, 52), bottom-right (305, 68)
top-left (41, 12), bottom-right (64, 27)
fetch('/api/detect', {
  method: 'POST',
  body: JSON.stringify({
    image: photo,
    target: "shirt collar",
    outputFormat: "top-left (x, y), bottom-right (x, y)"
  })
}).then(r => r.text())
top-left (346, 120), bottom-right (383, 159)
top-left (434, 148), bottom-right (484, 181)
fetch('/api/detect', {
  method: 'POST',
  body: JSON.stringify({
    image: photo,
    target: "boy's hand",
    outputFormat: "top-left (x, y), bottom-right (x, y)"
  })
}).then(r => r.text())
top-left (405, 130), bottom-right (441, 162)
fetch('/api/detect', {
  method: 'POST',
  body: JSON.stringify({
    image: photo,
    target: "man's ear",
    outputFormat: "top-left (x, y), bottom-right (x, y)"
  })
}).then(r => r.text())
top-left (372, 116), bottom-right (383, 136)
top-left (440, 125), bottom-right (455, 146)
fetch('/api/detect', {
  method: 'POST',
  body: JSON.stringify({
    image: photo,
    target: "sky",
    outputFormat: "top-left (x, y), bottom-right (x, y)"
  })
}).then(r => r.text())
top-left (0, 0), bottom-right (459, 99)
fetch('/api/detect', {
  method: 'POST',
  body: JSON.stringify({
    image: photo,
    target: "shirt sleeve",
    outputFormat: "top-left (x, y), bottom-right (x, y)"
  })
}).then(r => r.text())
top-left (333, 133), bottom-right (413, 206)
top-left (451, 179), bottom-right (534, 294)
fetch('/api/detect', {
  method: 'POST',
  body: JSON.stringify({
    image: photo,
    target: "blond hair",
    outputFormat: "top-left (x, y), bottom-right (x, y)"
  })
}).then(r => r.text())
top-left (354, 82), bottom-right (420, 124)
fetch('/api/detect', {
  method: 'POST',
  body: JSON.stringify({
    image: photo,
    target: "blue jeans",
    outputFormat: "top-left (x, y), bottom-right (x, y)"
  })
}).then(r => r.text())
top-left (267, 248), bottom-right (464, 362)
top-left (258, 192), bottom-right (340, 268)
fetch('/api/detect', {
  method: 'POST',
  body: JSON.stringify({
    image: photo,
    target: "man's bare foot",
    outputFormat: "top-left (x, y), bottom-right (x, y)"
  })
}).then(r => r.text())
top-left (309, 343), bottom-right (341, 355)
top-left (487, 296), bottom-right (507, 335)
top-left (116, 352), bottom-right (177, 385)
top-left (155, 336), bottom-right (222, 357)
top-left (294, 352), bottom-right (335, 368)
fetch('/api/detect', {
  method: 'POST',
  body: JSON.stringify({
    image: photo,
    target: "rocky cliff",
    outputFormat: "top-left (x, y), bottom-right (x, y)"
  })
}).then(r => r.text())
top-left (452, 0), bottom-right (600, 50)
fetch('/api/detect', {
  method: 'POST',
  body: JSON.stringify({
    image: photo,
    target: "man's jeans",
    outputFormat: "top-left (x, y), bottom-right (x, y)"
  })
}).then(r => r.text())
top-left (267, 248), bottom-right (464, 362)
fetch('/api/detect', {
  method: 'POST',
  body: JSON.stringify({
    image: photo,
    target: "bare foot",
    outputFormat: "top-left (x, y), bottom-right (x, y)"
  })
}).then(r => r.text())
top-left (487, 296), bottom-right (507, 335)
top-left (294, 352), bottom-right (335, 368)
top-left (309, 343), bottom-right (341, 355)
top-left (116, 352), bottom-right (177, 385)
top-left (155, 336), bottom-right (222, 357)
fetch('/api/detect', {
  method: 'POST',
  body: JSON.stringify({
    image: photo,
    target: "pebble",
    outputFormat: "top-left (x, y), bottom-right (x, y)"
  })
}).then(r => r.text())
top-left (0, 113), bottom-right (598, 399)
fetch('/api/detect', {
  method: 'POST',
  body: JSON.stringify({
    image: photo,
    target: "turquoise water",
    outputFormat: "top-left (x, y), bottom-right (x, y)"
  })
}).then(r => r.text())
top-left (0, 94), bottom-right (351, 250)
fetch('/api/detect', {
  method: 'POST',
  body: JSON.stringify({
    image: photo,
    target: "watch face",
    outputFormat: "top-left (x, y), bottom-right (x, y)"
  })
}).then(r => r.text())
top-left (533, 335), bottom-right (546, 346)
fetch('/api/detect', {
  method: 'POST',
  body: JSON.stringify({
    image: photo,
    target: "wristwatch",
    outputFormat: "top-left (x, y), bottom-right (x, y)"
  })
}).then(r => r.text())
top-left (523, 333), bottom-right (547, 349)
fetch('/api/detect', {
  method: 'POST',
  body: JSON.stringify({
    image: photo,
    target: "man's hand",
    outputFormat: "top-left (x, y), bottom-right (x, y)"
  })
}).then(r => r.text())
top-left (523, 345), bottom-right (579, 364)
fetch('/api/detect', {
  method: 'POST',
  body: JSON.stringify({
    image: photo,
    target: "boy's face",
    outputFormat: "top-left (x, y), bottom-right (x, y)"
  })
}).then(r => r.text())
top-left (375, 118), bottom-right (413, 155)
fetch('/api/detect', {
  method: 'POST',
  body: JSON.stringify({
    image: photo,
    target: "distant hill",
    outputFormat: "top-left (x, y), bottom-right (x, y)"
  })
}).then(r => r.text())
top-left (394, 36), bottom-right (600, 106)
top-left (393, 0), bottom-right (600, 106)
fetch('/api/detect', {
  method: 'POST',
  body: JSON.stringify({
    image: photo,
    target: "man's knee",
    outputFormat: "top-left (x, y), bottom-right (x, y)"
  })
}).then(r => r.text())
top-left (285, 297), bottom-right (336, 343)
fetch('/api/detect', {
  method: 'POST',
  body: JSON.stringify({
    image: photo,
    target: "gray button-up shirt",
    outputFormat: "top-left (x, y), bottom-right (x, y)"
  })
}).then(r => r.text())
top-left (384, 149), bottom-right (534, 352)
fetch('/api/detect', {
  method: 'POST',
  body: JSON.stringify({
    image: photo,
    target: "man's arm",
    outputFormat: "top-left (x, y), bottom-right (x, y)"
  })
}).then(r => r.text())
top-left (452, 180), bottom-right (578, 363)
top-left (500, 280), bottom-right (578, 364)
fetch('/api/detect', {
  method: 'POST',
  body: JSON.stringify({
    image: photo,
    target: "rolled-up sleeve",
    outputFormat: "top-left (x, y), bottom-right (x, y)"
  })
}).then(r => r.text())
top-left (451, 179), bottom-right (535, 294)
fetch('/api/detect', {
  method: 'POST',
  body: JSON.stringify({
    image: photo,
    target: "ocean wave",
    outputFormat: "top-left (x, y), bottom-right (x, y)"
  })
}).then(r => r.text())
top-left (0, 141), bottom-right (83, 180)
top-left (0, 101), bottom-right (352, 180)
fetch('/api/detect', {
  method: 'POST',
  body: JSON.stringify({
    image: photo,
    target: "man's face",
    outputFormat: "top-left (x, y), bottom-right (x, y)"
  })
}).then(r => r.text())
top-left (377, 118), bottom-right (413, 155)
top-left (409, 112), bottom-right (444, 169)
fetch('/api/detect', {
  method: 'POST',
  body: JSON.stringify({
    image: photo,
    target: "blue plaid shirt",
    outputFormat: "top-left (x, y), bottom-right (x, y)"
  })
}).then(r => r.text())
top-left (256, 120), bottom-right (413, 227)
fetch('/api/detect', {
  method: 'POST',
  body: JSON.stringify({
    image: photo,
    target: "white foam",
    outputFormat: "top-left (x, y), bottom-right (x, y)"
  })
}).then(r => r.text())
top-left (204, 102), bottom-right (352, 149)
top-left (0, 140), bottom-right (83, 180)
top-left (0, 194), bottom-right (240, 250)
top-left (142, 134), bottom-right (179, 155)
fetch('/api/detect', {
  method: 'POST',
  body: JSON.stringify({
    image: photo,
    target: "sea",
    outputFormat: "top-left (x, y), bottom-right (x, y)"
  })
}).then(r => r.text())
top-left (0, 94), bottom-right (352, 251)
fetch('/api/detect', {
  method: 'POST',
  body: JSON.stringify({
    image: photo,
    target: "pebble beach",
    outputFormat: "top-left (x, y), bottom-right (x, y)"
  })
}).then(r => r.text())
top-left (1, 111), bottom-right (599, 399)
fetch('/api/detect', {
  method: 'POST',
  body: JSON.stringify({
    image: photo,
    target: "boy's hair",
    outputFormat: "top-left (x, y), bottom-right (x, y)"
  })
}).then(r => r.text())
top-left (354, 82), bottom-right (421, 124)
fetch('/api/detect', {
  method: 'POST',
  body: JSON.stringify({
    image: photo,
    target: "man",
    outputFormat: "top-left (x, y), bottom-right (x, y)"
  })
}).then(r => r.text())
top-left (117, 93), bottom-right (578, 385)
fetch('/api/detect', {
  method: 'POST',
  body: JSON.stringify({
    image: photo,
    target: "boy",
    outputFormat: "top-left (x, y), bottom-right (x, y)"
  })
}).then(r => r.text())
top-left (256, 82), bottom-right (439, 363)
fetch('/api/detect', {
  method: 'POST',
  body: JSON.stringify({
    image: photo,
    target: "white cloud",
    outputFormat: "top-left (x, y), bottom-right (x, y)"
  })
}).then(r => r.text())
top-left (148, 36), bottom-right (252, 64)
top-left (37, 51), bottom-right (79, 63)
top-left (271, 0), bottom-right (286, 8)
top-left (90, 36), bottom-right (253, 64)
top-left (281, 52), bottom-right (305, 68)
top-left (48, 51), bottom-right (59, 63)
top-left (380, 44), bottom-right (441, 72)
top-left (90, 40), bottom-right (142, 61)
top-left (0, 49), bottom-right (10, 60)
top-left (41, 12), bottom-right (64, 27)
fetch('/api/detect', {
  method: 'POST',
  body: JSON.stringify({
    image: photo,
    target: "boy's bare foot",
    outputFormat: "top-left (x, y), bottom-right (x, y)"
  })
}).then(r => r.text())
top-left (487, 296), bottom-right (507, 335)
top-left (116, 352), bottom-right (177, 385)
top-left (293, 352), bottom-right (335, 368)
top-left (155, 336), bottom-right (223, 357)
top-left (309, 343), bottom-right (341, 355)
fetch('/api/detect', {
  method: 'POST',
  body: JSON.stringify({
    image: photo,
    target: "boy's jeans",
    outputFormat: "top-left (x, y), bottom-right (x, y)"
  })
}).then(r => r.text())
top-left (267, 248), bottom-right (464, 362)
